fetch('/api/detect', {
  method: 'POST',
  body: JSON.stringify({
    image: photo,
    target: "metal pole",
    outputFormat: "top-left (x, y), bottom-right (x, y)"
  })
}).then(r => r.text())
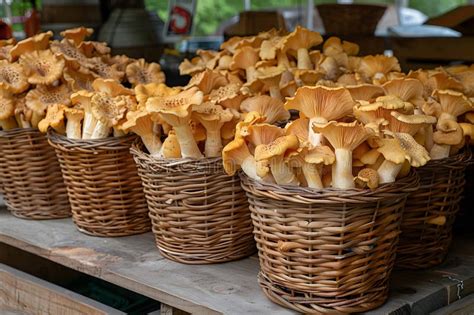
top-left (306, 0), bottom-right (314, 29)
top-left (243, 0), bottom-right (251, 11)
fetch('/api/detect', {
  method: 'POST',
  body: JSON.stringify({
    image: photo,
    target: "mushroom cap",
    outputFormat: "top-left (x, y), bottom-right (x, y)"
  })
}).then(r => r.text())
top-left (382, 78), bottom-right (425, 107)
top-left (0, 89), bottom-right (14, 120)
top-left (222, 137), bottom-right (252, 176)
top-left (217, 55), bottom-right (233, 70)
top-left (70, 90), bottom-right (94, 111)
top-left (285, 118), bottom-right (309, 145)
top-left (78, 41), bottom-right (111, 58)
top-left (185, 68), bottom-right (228, 94)
top-left (358, 55), bottom-right (401, 80)
top-left (85, 57), bottom-right (125, 81)
top-left (305, 145), bottom-right (335, 165)
top-left (146, 87), bottom-right (203, 120)
top-left (259, 37), bottom-right (282, 60)
top-left (63, 66), bottom-right (95, 92)
top-left (0, 60), bottom-right (29, 94)
top-left (355, 168), bottom-right (379, 190)
top-left (389, 111), bottom-right (436, 135)
top-left (121, 110), bottom-right (150, 131)
top-left (312, 121), bottom-right (373, 151)
top-left (240, 95), bottom-right (290, 124)
top-left (126, 58), bottom-right (165, 86)
top-left (61, 27), bottom-right (94, 45)
top-left (135, 83), bottom-right (180, 107)
top-left (378, 132), bottom-right (430, 167)
top-left (103, 54), bottom-right (133, 72)
top-left (179, 57), bottom-right (205, 76)
top-left (280, 25), bottom-right (323, 53)
top-left (323, 37), bottom-right (344, 56)
top-left (254, 134), bottom-right (300, 161)
top-left (360, 149), bottom-right (381, 165)
top-left (64, 106), bottom-right (84, 120)
top-left (38, 103), bottom-right (65, 133)
top-left (50, 39), bottom-right (93, 69)
top-left (26, 84), bottom-right (71, 114)
top-left (430, 71), bottom-right (464, 92)
top-left (246, 123), bottom-right (285, 147)
top-left (209, 83), bottom-right (245, 110)
top-left (256, 66), bottom-right (285, 85)
top-left (92, 78), bottom-right (134, 97)
top-left (220, 36), bottom-right (244, 54)
top-left (19, 49), bottom-right (65, 85)
top-left (432, 89), bottom-right (474, 119)
top-left (229, 46), bottom-right (260, 71)
top-left (284, 86), bottom-right (355, 123)
top-left (433, 119), bottom-right (463, 145)
top-left (454, 69), bottom-right (474, 97)
top-left (192, 102), bottom-right (233, 129)
top-left (9, 31), bottom-right (53, 61)
top-left (337, 73), bottom-right (364, 86)
top-left (345, 84), bottom-right (385, 101)
top-left (91, 92), bottom-right (128, 127)
top-left (293, 69), bottom-right (325, 86)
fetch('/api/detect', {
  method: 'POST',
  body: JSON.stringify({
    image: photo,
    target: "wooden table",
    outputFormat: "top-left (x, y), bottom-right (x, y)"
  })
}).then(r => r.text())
top-left (1, 207), bottom-right (474, 314)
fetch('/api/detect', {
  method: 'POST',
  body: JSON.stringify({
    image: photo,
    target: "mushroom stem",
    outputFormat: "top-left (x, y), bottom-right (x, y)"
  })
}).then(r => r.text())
top-left (174, 124), bottom-right (203, 159)
top-left (65, 119), bottom-right (82, 139)
top-left (140, 133), bottom-right (162, 156)
top-left (204, 129), bottom-right (223, 158)
top-left (297, 48), bottom-right (312, 70)
top-left (246, 66), bottom-right (257, 83)
top-left (309, 117), bottom-right (323, 147)
top-left (377, 160), bottom-right (403, 184)
top-left (91, 121), bottom-right (110, 139)
top-left (15, 114), bottom-right (30, 129)
top-left (241, 155), bottom-right (260, 181)
top-left (302, 162), bottom-right (323, 189)
top-left (277, 51), bottom-right (290, 68)
top-left (30, 112), bottom-right (44, 129)
top-left (332, 148), bottom-right (354, 189)
top-left (0, 117), bottom-right (18, 130)
top-left (430, 144), bottom-right (450, 160)
top-left (268, 85), bottom-right (283, 101)
top-left (53, 120), bottom-right (66, 135)
top-left (269, 155), bottom-right (299, 186)
top-left (82, 112), bottom-right (98, 139)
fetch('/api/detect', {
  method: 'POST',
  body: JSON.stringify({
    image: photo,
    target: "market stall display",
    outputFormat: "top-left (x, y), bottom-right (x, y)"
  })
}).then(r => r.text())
top-left (0, 21), bottom-right (473, 314)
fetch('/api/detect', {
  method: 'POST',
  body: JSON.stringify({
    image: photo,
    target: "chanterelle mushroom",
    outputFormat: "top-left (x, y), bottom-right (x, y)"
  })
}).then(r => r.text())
top-left (20, 49), bottom-right (65, 85)
top-left (229, 46), bottom-right (260, 83)
top-left (284, 86), bottom-right (355, 146)
top-left (382, 78), bottom-right (425, 108)
top-left (254, 135), bottom-right (300, 186)
top-left (280, 26), bottom-right (323, 70)
top-left (90, 93), bottom-right (128, 139)
top-left (64, 107), bottom-right (84, 139)
top-left (0, 60), bottom-right (29, 94)
top-left (60, 27), bottom-right (94, 45)
top-left (355, 168), bottom-right (379, 190)
top-left (38, 103), bottom-right (66, 134)
top-left (192, 102), bottom-right (233, 157)
top-left (222, 137), bottom-right (260, 180)
top-left (121, 110), bottom-right (162, 156)
top-left (358, 55), bottom-right (401, 84)
top-left (0, 89), bottom-right (17, 130)
top-left (146, 87), bottom-right (204, 159)
top-left (313, 121), bottom-right (373, 189)
top-left (126, 58), bottom-right (165, 86)
top-left (240, 95), bottom-right (289, 124)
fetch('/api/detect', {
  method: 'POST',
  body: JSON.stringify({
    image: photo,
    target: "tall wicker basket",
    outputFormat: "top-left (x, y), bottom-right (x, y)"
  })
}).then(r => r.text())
top-left (396, 151), bottom-right (471, 269)
top-left (48, 131), bottom-right (150, 237)
top-left (0, 128), bottom-right (70, 219)
top-left (240, 173), bottom-right (419, 314)
top-left (131, 142), bottom-right (255, 264)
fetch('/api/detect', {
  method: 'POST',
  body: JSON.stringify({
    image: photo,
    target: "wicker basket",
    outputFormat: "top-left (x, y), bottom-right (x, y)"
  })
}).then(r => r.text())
top-left (240, 172), bottom-right (419, 314)
top-left (0, 128), bottom-right (70, 219)
top-left (396, 151), bottom-right (471, 269)
top-left (317, 4), bottom-right (387, 36)
top-left (131, 142), bottom-right (255, 264)
top-left (48, 131), bottom-right (150, 237)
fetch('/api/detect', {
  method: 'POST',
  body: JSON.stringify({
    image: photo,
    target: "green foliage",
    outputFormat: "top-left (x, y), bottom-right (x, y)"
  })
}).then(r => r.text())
top-left (145, 0), bottom-right (471, 36)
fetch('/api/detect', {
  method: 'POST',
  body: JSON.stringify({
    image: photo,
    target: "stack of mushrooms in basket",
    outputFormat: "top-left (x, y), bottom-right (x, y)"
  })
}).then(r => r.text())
top-left (0, 24), bottom-right (473, 314)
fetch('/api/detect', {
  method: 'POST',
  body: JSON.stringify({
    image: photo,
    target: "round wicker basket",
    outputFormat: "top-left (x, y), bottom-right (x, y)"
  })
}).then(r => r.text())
top-left (0, 128), bottom-right (70, 219)
top-left (240, 172), bottom-right (419, 314)
top-left (131, 142), bottom-right (255, 264)
top-left (48, 131), bottom-right (150, 237)
top-left (396, 151), bottom-right (471, 269)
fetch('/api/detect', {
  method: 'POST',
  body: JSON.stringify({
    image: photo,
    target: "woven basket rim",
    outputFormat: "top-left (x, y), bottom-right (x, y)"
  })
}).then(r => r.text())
top-left (0, 127), bottom-right (40, 137)
top-left (423, 150), bottom-right (472, 167)
top-left (48, 130), bottom-right (137, 151)
top-left (130, 139), bottom-right (223, 169)
top-left (240, 170), bottom-right (419, 204)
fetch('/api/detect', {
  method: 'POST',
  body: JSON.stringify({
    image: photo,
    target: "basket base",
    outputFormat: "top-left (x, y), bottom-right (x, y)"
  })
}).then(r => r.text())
top-left (258, 272), bottom-right (388, 314)
top-left (74, 220), bottom-right (150, 238)
top-left (7, 206), bottom-right (71, 220)
top-left (157, 242), bottom-right (256, 265)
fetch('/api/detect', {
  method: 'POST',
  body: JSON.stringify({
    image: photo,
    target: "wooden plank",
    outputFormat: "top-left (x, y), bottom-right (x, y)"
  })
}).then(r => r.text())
top-left (431, 293), bottom-right (474, 315)
top-left (0, 211), bottom-right (292, 315)
top-left (0, 263), bottom-right (124, 315)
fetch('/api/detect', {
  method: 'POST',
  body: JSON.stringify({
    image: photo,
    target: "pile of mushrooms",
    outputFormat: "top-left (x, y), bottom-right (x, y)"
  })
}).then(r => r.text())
top-left (0, 27), bottom-right (166, 142)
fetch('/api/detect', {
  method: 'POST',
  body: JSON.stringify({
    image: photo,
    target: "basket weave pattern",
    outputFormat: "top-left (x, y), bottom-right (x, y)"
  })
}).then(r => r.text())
top-left (240, 173), bottom-right (419, 314)
top-left (396, 152), bottom-right (470, 269)
top-left (131, 143), bottom-right (255, 264)
top-left (0, 128), bottom-right (70, 219)
top-left (48, 132), bottom-right (150, 237)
